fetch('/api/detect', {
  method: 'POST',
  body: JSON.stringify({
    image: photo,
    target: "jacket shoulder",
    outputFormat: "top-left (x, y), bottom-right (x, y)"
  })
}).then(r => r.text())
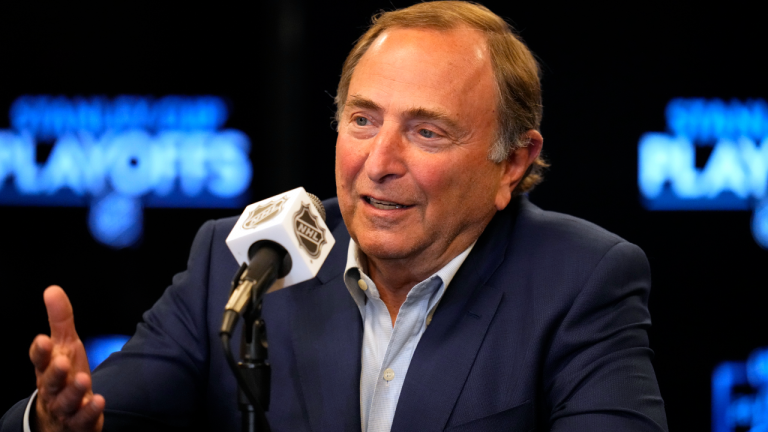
top-left (515, 198), bottom-right (634, 261)
top-left (488, 197), bottom-right (650, 299)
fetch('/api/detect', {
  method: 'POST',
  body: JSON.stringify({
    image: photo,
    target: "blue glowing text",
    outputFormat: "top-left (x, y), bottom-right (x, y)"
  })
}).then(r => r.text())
top-left (0, 95), bottom-right (253, 248)
top-left (639, 98), bottom-right (768, 248)
top-left (713, 347), bottom-right (768, 432)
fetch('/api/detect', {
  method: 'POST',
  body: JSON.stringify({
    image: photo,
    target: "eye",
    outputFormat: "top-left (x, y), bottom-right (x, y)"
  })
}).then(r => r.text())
top-left (418, 129), bottom-right (435, 138)
top-left (355, 116), bottom-right (369, 126)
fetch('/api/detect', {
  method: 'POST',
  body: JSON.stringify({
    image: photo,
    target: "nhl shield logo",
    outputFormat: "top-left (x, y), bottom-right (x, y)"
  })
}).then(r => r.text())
top-left (293, 203), bottom-right (326, 258)
top-left (242, 196), bottom-right (288, 230)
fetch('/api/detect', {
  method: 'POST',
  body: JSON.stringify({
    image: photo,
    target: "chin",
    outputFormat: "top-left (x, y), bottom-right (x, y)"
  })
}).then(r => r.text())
top-left (356, 235), bottom-right (417, 261)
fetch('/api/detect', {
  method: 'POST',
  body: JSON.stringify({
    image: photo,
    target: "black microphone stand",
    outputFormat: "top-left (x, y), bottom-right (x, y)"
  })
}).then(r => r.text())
top-left (238, 285), bottom-right (271, 432)
top-left (221, 241), bottom-right (291, 432)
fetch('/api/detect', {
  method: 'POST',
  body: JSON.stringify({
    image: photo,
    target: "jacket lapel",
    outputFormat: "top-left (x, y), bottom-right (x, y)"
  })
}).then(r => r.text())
top-left (391, 198), bottom-right (521, 432)
top-left (290, 223), bottom-right (363, 432)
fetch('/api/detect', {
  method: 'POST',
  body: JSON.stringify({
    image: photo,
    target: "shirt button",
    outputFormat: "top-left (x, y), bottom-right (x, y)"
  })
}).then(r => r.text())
top-left (358, 279), bottom-right (368, 291)
top-left (426, 316), bottom-right (432, 326)
top-left (383, 368), bottom-right (395, 381)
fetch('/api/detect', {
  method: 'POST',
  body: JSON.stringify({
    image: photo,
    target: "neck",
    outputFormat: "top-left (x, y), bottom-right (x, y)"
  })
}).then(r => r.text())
top-left (367, 258), bottom-right (423, 321)
top-left (362, 231), bottom-right (478, 326)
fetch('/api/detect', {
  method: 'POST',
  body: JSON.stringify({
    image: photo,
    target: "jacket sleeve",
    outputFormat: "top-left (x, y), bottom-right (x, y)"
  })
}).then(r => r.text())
top-left (89, 220), bottom-right (220, 432)
top-left (545, 241), bottom-right (668, 431)
top-left (0, 398), bottom-right (30, 432)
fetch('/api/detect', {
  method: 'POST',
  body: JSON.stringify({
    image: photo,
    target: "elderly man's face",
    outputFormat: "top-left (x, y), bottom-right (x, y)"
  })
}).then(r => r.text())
top-left (335, 26), bottom-right (522, 270)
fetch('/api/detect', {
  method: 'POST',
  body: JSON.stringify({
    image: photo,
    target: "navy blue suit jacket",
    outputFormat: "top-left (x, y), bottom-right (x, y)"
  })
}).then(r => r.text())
top-left (1, 196), bottom-right (668, 431)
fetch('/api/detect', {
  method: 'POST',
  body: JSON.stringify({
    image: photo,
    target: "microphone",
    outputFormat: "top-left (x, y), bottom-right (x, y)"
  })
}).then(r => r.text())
top-left (220, 187), bottom-right (336, 335)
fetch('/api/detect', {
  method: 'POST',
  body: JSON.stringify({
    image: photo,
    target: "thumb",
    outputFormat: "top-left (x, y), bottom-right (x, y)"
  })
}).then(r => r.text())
top-left (43, 285), bottom-right (79, 343)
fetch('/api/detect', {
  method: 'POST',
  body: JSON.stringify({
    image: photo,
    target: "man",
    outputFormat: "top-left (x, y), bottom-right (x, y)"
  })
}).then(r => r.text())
top-left (1, 2), bottom-right (668, 431)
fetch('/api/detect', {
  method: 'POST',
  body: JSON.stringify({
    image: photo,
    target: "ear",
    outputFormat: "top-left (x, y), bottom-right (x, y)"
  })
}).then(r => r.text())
top-left (494, 129), bottom-right (544, 210)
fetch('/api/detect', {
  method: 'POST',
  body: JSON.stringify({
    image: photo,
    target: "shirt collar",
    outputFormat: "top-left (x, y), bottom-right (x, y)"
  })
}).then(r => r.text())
top-left (343, 239), bottom-right (475, 316)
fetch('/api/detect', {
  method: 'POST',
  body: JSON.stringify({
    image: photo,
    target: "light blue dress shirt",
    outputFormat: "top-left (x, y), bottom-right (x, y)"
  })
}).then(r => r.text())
top-left (343, 241), bottom-right (474, 432)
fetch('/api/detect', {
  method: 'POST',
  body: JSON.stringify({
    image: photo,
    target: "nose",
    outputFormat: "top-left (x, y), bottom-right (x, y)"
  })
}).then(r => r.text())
top-left (364, 123), bottom-right (407, 183)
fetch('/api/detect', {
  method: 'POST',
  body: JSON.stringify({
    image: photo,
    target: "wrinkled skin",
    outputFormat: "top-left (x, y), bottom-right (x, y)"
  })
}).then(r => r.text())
top-left (335, 26), bottom-right (542, 321)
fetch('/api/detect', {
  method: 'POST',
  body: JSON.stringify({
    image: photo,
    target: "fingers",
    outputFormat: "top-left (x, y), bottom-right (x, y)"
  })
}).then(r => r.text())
top-left (30, 334), bottom-right (53, 372)
top-left (67, 393), bottom-right (105, 432)
top-left (50, 371), bottom-right (92, 415)
top-left (43, 285), bottom-right (78, 343)
top-left (36, 392), bottom-right (105, 432)
top-left (37, 365), bottom-right (105, 431)
top-left (39, 355), bottom-right (71, 397)
top-left (33, 285), bottom-right (104, 431)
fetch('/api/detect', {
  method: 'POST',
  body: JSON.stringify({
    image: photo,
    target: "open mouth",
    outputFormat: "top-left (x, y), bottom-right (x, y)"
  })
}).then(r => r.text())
top-left (363, 196), bottom-right (411, 210)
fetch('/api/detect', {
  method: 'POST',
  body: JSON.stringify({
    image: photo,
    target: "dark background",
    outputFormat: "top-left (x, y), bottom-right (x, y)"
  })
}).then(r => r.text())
top-left (2, 3), bottom-right (766, 430)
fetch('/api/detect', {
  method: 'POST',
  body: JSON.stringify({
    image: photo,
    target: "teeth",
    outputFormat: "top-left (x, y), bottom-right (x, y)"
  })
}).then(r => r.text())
top-left (366, 197), bottom-right (406, 209)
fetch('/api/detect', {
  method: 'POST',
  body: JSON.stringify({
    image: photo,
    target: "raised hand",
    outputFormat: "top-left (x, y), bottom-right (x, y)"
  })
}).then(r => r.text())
top-left (29, 286), bottom-right (104, 432)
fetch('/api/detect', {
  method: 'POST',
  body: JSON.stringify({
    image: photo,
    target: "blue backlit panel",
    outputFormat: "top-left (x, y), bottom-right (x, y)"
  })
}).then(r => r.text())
top-left (639, 98), bottom-right (768, 249)
top-left (83, 334), bottom-right (131, 372)
top-left (0, 95), bottom-right (253, 248)
top-left (713, 348), bottom-right (768, 432)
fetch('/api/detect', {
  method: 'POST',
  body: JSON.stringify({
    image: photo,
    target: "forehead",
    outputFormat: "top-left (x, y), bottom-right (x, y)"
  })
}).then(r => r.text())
top-left (365, 25), bottom-right (491, 71)
top-left (348, 26), bottom-right (497, 122)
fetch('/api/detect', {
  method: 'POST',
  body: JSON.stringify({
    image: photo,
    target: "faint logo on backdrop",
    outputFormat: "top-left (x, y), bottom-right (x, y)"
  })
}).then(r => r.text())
top-left (638, 98), bottom-right (768, 248)
top-left (0, 95), bottom-right (253, 248)
top-left (713, 348), bottom-right (768, 432)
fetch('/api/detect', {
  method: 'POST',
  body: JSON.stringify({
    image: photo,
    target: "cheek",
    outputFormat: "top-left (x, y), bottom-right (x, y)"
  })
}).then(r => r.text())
top-left (335, 136), bottom-right (367, 204)
top-left (410, 158), bottom-right (464, 208)
top-left (416, 156), bottom-right (499, 212)
top-left (335, 138), bottom-right (357, 184)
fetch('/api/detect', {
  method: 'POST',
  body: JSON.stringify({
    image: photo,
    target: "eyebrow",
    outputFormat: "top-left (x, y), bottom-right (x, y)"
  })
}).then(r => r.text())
top-left (405, 107), bottom-right (460, 130)
top-left (345, 95), bottom-right (382, 112)
top-left (345, 94), bottom-right (465, 137)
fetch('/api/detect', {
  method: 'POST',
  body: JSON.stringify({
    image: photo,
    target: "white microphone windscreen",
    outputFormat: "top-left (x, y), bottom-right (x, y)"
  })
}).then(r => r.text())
top-left (225, 187), bottom-right (336, 288)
